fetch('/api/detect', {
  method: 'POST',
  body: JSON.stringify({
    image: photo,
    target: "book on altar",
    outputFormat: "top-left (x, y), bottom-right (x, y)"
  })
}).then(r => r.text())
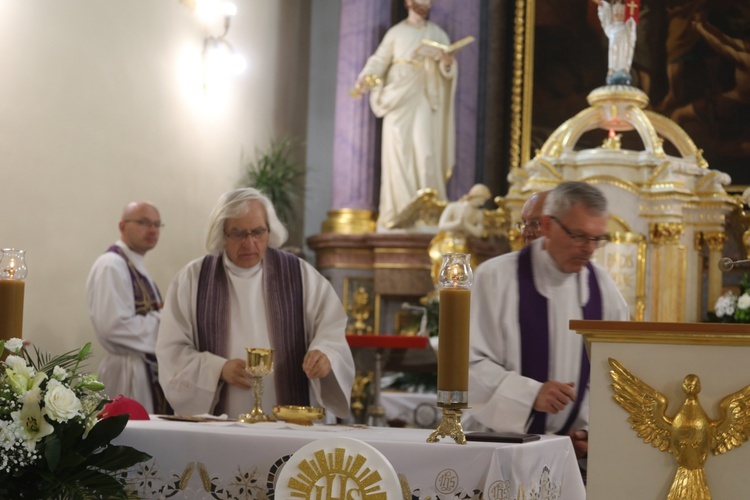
top-left (414, 35), bottom-right (475, 59)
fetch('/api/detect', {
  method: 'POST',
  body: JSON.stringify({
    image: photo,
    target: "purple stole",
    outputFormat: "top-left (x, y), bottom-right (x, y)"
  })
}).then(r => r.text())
top-left (106, 245), bottom-right (171, 414)
top-left (107, 245), bottom-right (162, 314)
top-left (197, 249), bottom-right (309, 415)
top-left (518, 245), bottom-right (601, 435)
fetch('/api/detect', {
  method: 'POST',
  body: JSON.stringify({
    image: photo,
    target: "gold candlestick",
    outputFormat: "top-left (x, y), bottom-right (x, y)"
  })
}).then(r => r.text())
top-left (428, 253), bottom-right (473, 445)
top-left (238, 347), bottom-right (277, 423)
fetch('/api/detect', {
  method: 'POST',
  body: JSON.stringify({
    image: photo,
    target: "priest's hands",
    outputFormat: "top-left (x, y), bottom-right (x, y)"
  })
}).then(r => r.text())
top-left (568, 429), bottom-right (588, 459)
top-left (302, 350), bottom-right (331, 379)
top-left (220, 359), bottom-right (253, 389)
top-left (533, 381), bottom-right (576, 414)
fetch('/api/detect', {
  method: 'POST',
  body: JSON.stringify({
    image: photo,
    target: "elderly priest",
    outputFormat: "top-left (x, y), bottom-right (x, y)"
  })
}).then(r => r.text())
top-left (465, 182), bottom-right (629, 458)
top-left (156, 188), bottom-right (355, 420)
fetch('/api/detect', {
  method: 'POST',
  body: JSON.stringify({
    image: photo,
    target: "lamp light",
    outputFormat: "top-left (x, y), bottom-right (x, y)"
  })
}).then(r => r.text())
top-left (181, 0), bottom-right (246, 93)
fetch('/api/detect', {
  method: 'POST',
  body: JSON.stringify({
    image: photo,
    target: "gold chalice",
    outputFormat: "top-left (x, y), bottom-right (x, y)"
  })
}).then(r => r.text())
top-left (237, 348), bottom-right (277, 423)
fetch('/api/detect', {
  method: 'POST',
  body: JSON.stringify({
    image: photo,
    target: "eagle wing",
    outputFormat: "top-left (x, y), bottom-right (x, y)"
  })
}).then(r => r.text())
top-left (711, 382), bottom-right (750, 455)
top-left (608, 358), bottom-right (673, 452)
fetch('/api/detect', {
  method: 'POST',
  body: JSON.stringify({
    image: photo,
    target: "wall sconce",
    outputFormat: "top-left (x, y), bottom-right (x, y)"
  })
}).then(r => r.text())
top-left (181, 0), bottom-right (246, 92)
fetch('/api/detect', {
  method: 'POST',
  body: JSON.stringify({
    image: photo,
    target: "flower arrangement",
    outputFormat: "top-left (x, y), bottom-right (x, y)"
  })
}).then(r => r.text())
top-left (0, 338), bottom-right (151, 499)
top-left (711, 274), bottom-right (750, 323)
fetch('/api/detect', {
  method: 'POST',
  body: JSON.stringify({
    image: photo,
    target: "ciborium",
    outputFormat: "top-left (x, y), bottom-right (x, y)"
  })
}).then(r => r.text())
top-left (238, 347), bottom-right (277, 423)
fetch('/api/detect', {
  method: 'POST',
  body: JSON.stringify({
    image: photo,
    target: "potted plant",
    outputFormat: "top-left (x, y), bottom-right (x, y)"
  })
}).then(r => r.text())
top-left (237, 138), bottom-right (305, 225)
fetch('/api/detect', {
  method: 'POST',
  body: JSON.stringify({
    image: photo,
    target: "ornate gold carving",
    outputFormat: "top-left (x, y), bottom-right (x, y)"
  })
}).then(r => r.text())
top-left (350, 371), bottom-right (373, 422)
top-left (509, 0), bottom-right (529, 170)
top-left (285, 446), bottom-right (390, 497)
top-left (343, 277), bottom-right (375, 335)
top-left (609, 358), bottom-right (750, 500)
top-left (322, 209), bottom-right (376, 234)
top-left (427, 408), bottom-right (466, 445)
top-left (587, 85), bottom-right (649, 108)
top-left (602, 132), bottom-right (622, 149)
top-left (386, 188), bottom-right (446, 229)
top-left (649, 223), bottom-right (684, 245)
top-left (703, 231), bottom-right (728, 252)
top-left (598, 232), bottom-right (646, 321)
top-left (348, 287), bottom-right (373, 334)
top-left (585, 176), bottom-right (640, 195)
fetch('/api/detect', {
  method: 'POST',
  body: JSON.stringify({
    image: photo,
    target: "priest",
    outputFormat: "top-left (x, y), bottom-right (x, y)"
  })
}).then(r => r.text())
top-left (465, 182), bottom-right (629, 459)
top-left (156, 188), bottom-right (355, 420)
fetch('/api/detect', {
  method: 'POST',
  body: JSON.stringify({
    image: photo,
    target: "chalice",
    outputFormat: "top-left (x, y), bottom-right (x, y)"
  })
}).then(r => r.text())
top-left (237, 347), bottom-right (277, 423)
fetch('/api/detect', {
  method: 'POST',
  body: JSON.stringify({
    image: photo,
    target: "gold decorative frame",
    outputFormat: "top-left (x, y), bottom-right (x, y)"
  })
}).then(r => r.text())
top-left (592, 232), bottom-right (647, 321)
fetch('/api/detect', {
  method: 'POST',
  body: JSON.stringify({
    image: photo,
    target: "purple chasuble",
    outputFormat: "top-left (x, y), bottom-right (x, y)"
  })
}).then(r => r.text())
top-left (517, 245), bottom-right (601, 435)
top-left (197, 249), bottom-right (309, 415)
top-left (106, 245), bottom-right (171, 414)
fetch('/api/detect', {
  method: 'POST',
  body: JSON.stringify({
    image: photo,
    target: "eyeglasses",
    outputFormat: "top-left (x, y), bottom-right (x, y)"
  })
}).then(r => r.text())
top-left (514, 220), bottom-right (541, 232)
top-left (550, 216), bottom-right (609, 247)
top-left (224, 227), bottom-right (269, 243)
top-left (124, 219), bottom-right (164, 230)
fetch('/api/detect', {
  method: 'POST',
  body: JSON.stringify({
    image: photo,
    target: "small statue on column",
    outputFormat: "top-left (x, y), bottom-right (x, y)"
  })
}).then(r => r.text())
top-left (593, 0), bottom-right (639, 85)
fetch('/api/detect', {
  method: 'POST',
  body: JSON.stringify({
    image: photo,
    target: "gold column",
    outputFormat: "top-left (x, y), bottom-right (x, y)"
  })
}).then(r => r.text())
top-left (649, 223), bottom-right (686, 322)
top-left (703, 231), bottom-right (728, 314)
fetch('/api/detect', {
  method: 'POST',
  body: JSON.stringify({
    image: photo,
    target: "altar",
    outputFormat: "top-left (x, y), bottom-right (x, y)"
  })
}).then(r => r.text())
top-left (115, 418), bottom-right (585, 499)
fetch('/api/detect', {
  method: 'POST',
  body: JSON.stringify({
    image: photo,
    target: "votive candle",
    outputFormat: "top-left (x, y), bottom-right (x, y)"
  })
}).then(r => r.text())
top-left (437, 286), bottom-right (471, 407)
top-left (0, 279), bottom-right (24, 341)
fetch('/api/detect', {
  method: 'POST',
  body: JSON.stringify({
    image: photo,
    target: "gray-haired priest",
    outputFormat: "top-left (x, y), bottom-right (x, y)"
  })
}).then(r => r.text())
top-left (156, 188), bottom-right (355, 420)
top-left (464, 181), bottom-right (629, 459)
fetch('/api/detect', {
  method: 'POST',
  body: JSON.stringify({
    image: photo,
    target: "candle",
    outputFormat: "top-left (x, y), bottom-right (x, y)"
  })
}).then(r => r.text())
top-left (437, 286), bottom-right (471, 407)
top-left (0, 279), bottom-right (25, 341)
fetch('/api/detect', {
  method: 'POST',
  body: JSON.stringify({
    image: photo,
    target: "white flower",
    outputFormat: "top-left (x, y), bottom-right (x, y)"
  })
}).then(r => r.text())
top-left (6, 363), bottom-right (45, 396)
top-left (738, 293), bottom-right (750, 311)
top-left (4, 338), bottom-right (24, 353)
top-left (43, 379), bottom-right (83, 422)
top-left (716, 292), bottom-right (737, 318)
top-left (11, 400), bottom-right (54, 451)
top-left (5, 355), bottom-right (27, 371)
top-left (0, 420), bottom-right (19, 450)
top-left (52, 366), bottom-right (68, 381)
top-left (21, 387), bottom-right (41, 405)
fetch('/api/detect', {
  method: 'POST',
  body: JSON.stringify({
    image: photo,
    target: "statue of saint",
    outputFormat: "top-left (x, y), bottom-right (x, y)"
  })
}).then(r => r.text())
top-left (355, 0), bottom-right (457, 229)
top-left (594, 0), bottom-right (637, 85)
top-left (428, 184), bottom-right (491, 283)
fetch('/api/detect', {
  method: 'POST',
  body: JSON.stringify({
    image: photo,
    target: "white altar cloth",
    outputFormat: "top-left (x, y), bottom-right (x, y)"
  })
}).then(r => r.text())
top-left (115, 418), bottom-right (585, 499)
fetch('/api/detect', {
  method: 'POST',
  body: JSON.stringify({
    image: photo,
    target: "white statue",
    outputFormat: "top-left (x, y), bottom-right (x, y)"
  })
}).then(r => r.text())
top-left (428, 184), bottom-right (491, 283)
top-left (594, 0), bottom-right (637, 85)
top-left (355, 0), bottom-right (458, 229)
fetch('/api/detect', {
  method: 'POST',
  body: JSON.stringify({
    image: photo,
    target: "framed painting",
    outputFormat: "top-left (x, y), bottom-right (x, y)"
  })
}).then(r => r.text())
top-left (510, 0), bottom-right (750, 190)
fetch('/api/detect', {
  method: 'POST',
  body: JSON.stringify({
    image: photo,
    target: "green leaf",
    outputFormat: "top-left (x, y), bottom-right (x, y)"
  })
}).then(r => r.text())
top-left (77, 342), bottom-right (92, 361)
top-left (83, 445), bottom-right (152, 472)
top-left (238, 137), bottom-right (306, 224)
top-left (80, 414), bottom-right (129, 454)
top-left (44, 436), bottom-right (62, 472)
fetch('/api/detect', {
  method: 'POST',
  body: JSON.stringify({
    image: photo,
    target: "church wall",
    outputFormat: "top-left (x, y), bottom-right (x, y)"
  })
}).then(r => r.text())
top-left (0, 1), bottom-right (313, 366)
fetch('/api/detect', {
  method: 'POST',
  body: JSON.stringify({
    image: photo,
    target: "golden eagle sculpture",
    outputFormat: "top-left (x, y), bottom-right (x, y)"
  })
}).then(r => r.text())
top-left (609, 357), bottom-right (750, 499)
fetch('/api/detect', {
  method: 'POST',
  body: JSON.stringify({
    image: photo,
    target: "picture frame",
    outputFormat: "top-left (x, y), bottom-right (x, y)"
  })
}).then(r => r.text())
top-left (510, 0), bottom-right (750, 189)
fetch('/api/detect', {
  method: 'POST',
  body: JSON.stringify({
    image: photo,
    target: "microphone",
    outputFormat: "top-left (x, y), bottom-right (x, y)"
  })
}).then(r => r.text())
top-left (718, 257), bottom-right (750, 272)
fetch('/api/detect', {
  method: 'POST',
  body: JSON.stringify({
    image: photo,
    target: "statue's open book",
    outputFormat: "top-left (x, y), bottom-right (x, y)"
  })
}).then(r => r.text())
top-left (415, 36), bottom-right (475, 58)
